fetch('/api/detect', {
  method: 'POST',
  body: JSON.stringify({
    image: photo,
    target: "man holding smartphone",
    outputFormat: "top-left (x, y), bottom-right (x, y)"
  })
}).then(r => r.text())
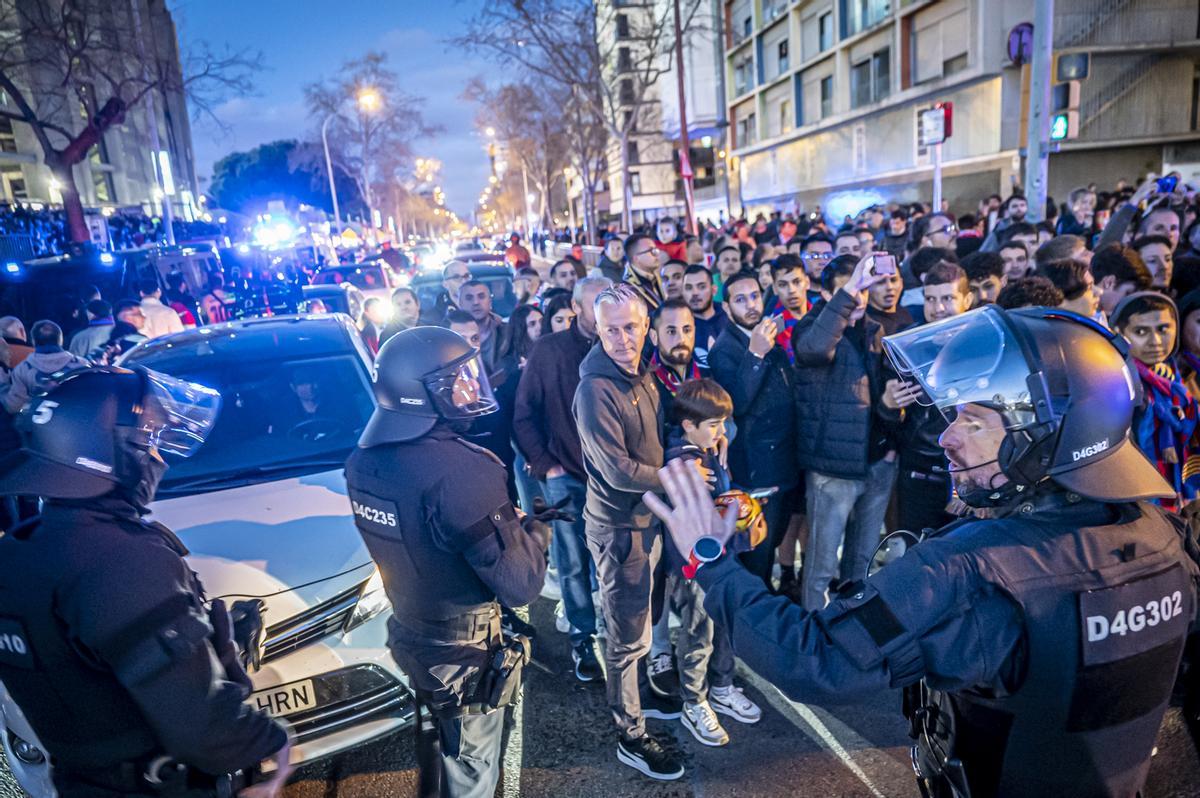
top-left (791, 253), bottom-right (898, 610)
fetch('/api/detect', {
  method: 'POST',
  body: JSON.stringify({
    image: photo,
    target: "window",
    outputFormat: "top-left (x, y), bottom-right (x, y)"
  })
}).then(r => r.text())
top-left (624, 110), bottom-right (636, 132)
top-left (819, 11), bottom-right (834, 51)
top-left (626, 140), bottom-right (640, 165)
top-left (620, 78), bottom-right (634, 105)
top-left (618, 47), bottom-right (632, 71)
top-left (92, 168), bottom-right (114, 203)
top-left (763, 0), bottom-right (786, 22)
top-left (820, 76), bottom-right (833, 118)
top-left (778, 40), bottom-right (789, 74)
top-left (738, 112), bottom-right (757, 146)
top-left (944, 52), bottom-right (968, 76)
top-left (629, 172), bottom-right (642, 194)
top-left (734, 58), bottom-right (755, 95)
top-left (616, 14), bottom-right (629, 39)
top-left (851, 47), bottom-right (891, 108)
top-left (780, 100), bottom-right (792, 134)
top-left (841, 0), bottom-right (889, 38)
top-left (0, 117), bottom-right (16, 153)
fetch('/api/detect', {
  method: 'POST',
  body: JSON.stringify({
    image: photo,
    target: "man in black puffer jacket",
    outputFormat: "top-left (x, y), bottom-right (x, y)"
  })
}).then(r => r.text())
top-left (791, 254), bottom-right (896, 612)
top-left (708, 271), bottom-right (797, 587)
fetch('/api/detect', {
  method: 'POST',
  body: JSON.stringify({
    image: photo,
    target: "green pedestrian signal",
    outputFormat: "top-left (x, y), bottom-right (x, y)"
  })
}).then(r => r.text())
top-left (1050, 114), bottom-right (1068, 140)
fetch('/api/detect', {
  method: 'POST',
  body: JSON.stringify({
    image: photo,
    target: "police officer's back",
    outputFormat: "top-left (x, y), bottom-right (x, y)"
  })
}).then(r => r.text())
top-left (646, 306), bottom-right (1200, 798)
top-left (0, 367), bottom-right (291, 797)
top-left (345, 326), bottom-right (548, 797)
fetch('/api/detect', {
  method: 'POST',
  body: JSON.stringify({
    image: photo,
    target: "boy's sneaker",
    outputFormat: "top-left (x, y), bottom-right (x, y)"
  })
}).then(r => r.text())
top-left (681, 701), bottom-right (730, 747)
top-left (640, 689), bottom-right (682, 720)
top-left (710, 685), bottom-right (762, 724)
top-left (572, 639), bottom-right (604, 683)
top-left (554, 601), bottom-right (571, 634)
top-left (647, 652), bottom-right (680, 698)
top-left (616, 733), bottom-right (684, 781)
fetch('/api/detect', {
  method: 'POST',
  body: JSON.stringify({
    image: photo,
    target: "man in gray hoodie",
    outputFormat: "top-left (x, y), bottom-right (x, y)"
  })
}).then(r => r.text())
top-left (572, 283), bottom-right (683, 781)
top-left (2, 320), bottom-right (89, 413)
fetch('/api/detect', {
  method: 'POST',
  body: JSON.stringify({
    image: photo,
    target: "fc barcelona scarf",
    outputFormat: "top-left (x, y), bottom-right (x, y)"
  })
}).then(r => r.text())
top-left (651, 352), bottom-right (700, 395)
top-left (1133, 358), bottom-right (1200, 510)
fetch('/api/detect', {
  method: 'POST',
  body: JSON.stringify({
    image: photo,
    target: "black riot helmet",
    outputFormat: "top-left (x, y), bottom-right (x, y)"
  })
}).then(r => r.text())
top-left (884, 304), bottom-right (1172, 506)
top-left (0, 366), bottom-right (221, 501)
top-left (359, 325), bottom-right (497, 447)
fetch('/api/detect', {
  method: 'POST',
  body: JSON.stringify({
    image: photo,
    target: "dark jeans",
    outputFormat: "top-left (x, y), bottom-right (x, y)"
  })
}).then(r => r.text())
top-left (512, 449), bottom-right (545, 514)
top-left (541, 474), bottom-right (597, 645)
top-left (896, 463), bottom-right (954, 534)
top-left (586, 523), bottom-right (661, 739)
top-left (738, 487), bottom-right (793, 588)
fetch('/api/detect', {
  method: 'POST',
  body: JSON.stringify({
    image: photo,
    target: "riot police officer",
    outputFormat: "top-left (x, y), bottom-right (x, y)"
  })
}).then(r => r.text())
top-left (345, 326), bottom-right (550, 798)
top-left (0, 366), bottom-right (292, 797)
top-left (645, 305), bottom-right (1200, 798)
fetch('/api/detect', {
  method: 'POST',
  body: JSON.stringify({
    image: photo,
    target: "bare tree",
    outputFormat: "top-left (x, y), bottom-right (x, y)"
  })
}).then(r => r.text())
top-left (304, 52), bottom-right (437, 235)
top-left (0, 0), bottom-right (260, 242)
top-left (456, 0), bottom-right (706, 232)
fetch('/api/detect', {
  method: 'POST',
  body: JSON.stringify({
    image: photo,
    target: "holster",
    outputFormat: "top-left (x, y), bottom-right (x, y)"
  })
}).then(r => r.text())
top-left (904, 683), bottom-right (972, 798)
top-left (469, 633), bottom-right (532, 712)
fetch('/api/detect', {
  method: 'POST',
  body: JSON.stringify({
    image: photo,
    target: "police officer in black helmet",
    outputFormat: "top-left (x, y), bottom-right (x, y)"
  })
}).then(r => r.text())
top-left (0, 366), bottom-right (293, 797)
top-left (345, 326), bottom-right (550, 798)
top-left (645, 305), bottom-right (1200, 798)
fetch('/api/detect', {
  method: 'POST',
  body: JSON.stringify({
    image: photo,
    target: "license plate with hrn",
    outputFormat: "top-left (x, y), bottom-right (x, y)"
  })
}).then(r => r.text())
top-left (248, 678), bottom-right (318, 717)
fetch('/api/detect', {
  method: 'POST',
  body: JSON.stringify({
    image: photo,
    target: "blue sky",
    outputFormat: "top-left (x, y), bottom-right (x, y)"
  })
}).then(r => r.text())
top-left (170, 1), bottom-right (491, 215)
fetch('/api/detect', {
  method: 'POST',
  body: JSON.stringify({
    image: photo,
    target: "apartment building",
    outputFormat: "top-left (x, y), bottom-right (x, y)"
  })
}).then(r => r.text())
top-left (0, 0), bottom-right (198, 218)
top-left (723, 0), bottom-right (1200, 218)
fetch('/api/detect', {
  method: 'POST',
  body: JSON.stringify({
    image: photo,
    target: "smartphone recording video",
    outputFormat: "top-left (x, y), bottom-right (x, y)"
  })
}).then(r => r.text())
top-left (871, 253), bottom-right (897, 276)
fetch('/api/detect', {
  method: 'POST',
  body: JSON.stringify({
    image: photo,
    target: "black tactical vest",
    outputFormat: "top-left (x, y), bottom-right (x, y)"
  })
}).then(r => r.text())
top-left (0, 513), bottom-right (194, 770)
top-left (925, 500), bottom-right (1197, 797)
top-left (344, 435), bottom-right (499, 623)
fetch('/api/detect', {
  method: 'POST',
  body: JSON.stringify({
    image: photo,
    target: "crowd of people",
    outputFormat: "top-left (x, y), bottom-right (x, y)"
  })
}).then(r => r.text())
top-left (3, 171), bottom-right (1200, 784)
top-left (0, 203), bottom-right (223, 257)
top-left (353, 172), bottom-right (1200, 780)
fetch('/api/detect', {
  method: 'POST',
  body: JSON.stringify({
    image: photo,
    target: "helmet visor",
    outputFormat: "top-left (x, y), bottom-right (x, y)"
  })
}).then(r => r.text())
top-left (139, 368), bottom-right (222, 457)
top-left (424, 353), bottom-right (497, 420)
top-left (883, 307), bottom-right (1037, 429)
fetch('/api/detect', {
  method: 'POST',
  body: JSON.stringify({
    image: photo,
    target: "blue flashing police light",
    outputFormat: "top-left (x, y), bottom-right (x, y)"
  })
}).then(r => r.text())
top-left (99, 252), bottom-right (115, 265)
top-left (4, 261), bottom-right (19, 274)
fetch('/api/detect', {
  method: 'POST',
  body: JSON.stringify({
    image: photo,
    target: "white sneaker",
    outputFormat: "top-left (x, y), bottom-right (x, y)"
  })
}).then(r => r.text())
top-left (710, 686), bottom-right (762, 724)
top-left (681, 701), bottom-right (729, 747)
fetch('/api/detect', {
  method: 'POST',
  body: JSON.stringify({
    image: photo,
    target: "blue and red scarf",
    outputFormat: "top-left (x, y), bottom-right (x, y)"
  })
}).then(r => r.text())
top-left (1133, 358), bottom-right (1200, 511)
top-left (651, 351), bottom-right (700, 395)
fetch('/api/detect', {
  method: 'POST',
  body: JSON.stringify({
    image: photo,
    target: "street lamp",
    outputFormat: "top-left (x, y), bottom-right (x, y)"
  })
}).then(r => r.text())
top-left (321, 114), bottom-right (343, 233)
top-left (485, 126), bottom-right (496, 138)
top-left (357, 88), bottom-right (381, 112)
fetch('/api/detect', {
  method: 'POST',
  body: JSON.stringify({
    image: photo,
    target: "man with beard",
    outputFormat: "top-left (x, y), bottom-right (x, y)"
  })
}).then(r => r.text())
top-left (709, 271), bottom-right (797, 588)
top-left (649, 300), bottom-right (705, 419)
top-left (683, 265), bottom-right (727, 370)
top-left (980, 194), bottom-right (1028, 252)
top-left (659, 259), bottom-right (686, 302)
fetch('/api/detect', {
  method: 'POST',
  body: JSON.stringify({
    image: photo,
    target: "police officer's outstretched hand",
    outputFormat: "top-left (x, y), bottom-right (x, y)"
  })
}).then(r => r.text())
top-left (644, 459), bottom-right (737, 560)
top-left (238, 738), bottom-right (293, 798)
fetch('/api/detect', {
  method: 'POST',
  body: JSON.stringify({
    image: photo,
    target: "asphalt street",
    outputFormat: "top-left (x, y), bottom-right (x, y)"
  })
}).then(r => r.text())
top-left (2, 595), bottom-right (1199, 796)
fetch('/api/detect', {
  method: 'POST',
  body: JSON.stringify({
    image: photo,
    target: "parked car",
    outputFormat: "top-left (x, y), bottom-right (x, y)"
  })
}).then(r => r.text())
top-left (301, 282), bottom-right (366, 323)
top-left (0, 315), bottom-right (412, 796)
top-left (311, 263), bottom-right (405, 306)
top-left (411, 263), bottom-right (517, 319)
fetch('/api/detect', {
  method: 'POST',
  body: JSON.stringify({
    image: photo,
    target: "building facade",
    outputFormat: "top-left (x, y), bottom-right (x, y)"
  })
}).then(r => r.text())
top-left (723, 0), bottom-right (1200, 220)
top-left (598, 0), bottom-right (731, 227)
top-left (0, 0), bottom-right (198, 219)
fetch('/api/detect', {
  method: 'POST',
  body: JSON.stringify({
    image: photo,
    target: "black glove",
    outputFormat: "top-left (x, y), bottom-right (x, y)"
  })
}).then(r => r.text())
top-left (524, 495), bottom-right (575, 526)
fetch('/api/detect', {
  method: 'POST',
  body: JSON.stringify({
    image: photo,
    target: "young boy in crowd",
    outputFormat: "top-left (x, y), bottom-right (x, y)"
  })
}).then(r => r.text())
top-left (1111, 291), bottom-right (1200, 512)
top-left (663, 378), bottom-right (762, 747)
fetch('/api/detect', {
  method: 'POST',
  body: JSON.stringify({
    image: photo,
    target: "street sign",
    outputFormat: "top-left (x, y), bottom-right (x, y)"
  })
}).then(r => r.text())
top-left (918, 103), bottom-right (952, 147)
top-left (1007, 22), bottom-right (1034, 66)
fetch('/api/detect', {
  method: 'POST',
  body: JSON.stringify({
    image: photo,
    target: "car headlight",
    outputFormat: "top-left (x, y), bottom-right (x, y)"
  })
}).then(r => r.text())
top-left (347, 567), bottom-right (390, 631)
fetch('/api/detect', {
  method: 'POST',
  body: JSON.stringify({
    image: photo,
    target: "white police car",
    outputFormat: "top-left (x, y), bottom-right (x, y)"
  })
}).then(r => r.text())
top-left (1, 315), bottom-right (412, 795)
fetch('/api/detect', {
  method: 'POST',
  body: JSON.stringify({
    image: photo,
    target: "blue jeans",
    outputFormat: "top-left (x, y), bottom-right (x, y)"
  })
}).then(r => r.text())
top-left (541, 474), bottom-right (597, 646)
top-left (802, 458), bottom-right (898, 611)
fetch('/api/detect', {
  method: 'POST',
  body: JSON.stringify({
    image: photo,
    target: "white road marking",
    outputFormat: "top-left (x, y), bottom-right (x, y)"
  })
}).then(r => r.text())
top-left (738, 663), bottom-right (890, 798)
top-left (502, 607), bottom-right (527, 798)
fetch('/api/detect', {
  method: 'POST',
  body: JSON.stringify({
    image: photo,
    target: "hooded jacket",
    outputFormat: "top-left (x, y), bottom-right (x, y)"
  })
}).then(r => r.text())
top-left (2, 347), bottom-right (89, 413)
top-left (68, 320), bottom-right (114, 358)
top-left (572, 344), bottom-right (663, 530)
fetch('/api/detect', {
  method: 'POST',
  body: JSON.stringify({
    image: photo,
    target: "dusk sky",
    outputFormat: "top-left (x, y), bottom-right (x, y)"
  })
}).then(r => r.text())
top-left (170, 1), bottom-right (492, 216)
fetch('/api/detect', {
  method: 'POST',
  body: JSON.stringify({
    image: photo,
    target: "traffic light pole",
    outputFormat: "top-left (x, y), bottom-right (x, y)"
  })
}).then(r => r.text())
top-left (1023, 0), bottom-right (1055, 223)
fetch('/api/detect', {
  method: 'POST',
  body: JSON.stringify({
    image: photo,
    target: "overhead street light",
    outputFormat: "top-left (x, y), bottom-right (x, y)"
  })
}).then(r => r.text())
top-left (357, 88), bottom-right (382, 112)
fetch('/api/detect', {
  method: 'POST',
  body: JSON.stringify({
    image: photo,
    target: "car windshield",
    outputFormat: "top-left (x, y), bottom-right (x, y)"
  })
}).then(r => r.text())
top-left (124, 327), bottom-right (374, 496)
top-left (313, 265), bottom-right (387, 291)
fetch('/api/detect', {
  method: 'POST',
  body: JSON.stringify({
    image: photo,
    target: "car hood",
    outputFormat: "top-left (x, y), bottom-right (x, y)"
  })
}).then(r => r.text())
top-left (147, 469), bottom-right (373, 617)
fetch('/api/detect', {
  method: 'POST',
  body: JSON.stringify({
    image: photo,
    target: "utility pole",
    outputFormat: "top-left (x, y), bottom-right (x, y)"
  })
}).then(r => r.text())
top-left (321, 114), bottom-right (342, 234)
top-left (932, 142), bottom-right (943, 212)
top-left (521, 163), bottom-right (532, 236)
top-left (672, 0), bottom-right (696, 236)
top-left (1023, 0), bottom-right (1055, 223)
